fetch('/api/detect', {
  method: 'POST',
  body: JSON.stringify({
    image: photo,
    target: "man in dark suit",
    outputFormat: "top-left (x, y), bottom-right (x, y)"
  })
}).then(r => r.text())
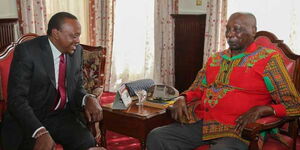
top-left (1, 12), bottom-right (105, 150)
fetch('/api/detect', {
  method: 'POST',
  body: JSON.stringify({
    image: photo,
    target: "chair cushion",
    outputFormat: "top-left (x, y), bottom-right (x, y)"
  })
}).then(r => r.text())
top-left (100, 92), bottom-right (116, 105)
top-left (56, 144), bottom-right (63, 150)
top-left (262, 135), bottom-right (292, 150)
top-left (195, 145), bottom-right (209, 150)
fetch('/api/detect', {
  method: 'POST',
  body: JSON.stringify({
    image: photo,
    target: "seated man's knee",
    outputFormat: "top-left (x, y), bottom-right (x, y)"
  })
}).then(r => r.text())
top-left (147, 127), bottom-right (169, 150)
top-left (147, 127), bottom-right (163, 143)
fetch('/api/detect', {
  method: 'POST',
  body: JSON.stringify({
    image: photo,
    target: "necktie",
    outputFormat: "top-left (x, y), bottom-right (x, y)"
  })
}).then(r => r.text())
top-left (54, 54), bottom-right (66, 110)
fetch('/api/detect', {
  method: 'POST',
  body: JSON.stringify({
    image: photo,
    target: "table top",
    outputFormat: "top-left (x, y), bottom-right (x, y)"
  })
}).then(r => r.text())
top-left (102, 102), bottom-right (167, 120)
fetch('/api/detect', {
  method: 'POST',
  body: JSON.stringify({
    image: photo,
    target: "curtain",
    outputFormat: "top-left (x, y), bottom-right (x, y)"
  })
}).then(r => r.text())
top-left (16, 0), bottom-right (47, 35)
top-left (89, 0), bottom-right (115, 91)
top-left (154, 0), bottom-right (178, 86)
top-left (203, 0), bottom-right (227, 63)
top-left (109, 0), bottom-right (154, 91)
top-left (45, 0), bottom-right (89, 44)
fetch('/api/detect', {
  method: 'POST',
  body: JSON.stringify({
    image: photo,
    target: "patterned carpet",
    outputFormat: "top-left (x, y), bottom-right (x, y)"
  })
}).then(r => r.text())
top-left (101, 92), bottom-right (141, 150)
top-left (106, 131), bottom-right (140, 150)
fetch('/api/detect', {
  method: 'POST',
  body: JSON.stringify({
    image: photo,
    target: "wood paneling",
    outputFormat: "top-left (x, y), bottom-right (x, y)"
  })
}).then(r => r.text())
top-left (172, 14), bottom-right (206, 92)
top-left (0, 18), bottom-right (18, 52)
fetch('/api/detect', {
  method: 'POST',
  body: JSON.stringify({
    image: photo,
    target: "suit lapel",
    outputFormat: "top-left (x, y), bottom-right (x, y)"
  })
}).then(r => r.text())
top-left (39, 36), bottom-right (56, 88)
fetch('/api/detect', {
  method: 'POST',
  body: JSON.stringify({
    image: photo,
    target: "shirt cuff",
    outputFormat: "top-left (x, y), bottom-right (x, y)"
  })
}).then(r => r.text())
top-left (32, 126), bottom-right (45, 138)
top-left (82, 94), bottom-right (96, 106)
top-left (270, 104), bottom-right (287, 117)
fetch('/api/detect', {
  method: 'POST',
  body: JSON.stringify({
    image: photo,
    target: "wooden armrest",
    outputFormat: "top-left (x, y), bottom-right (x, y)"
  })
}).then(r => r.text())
top-left (242, 116), bottom-right (284, 140)
top-left (81, 112), bottom-right (102, 146)
top-left (242, 116), bottom-right (297, 140)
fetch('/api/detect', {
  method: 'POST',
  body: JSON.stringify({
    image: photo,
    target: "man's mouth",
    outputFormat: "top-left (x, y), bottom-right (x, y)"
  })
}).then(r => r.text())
top-left (228, 42), bottom-right (236, 46)
top-left (227, 39), bottom-right (238, 45)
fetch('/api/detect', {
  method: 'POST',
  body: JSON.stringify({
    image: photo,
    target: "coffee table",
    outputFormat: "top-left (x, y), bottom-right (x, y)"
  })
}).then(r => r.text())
top-left (100, 102), bottom-right (174, 150)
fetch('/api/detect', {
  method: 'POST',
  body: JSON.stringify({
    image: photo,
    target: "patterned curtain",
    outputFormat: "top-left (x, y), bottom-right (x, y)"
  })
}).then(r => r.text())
top-left (109, 0), bottom-right (155, 91)
top-left (154, 0), bottom-right (178, 86)
top-left (16, 0), bottom-right (47, 35)
top-left (89, 0), bottom-right (115, 91)
top-left (203, 0), bottom-right (227, 63)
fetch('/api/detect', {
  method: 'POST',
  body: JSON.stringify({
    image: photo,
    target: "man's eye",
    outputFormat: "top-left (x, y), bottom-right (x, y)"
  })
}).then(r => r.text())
top-left (233, 29), bottom-right (239, 33)
top-left (234, 27), bottom-right (242, 32)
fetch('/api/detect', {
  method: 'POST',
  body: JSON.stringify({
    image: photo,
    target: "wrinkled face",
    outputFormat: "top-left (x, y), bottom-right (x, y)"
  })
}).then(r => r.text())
top-left (53, 18), bottom-right (81, 54)
top-left (225, 16), bottom-right (255, 51)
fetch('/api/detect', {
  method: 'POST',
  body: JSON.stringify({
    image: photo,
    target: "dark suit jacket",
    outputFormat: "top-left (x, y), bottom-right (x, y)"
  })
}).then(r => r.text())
top-left (1, 36), bottom-right (87, 149)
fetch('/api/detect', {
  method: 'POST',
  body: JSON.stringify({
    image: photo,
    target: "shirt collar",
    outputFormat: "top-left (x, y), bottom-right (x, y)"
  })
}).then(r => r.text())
top-left (48, 38), bottom-right (63, 59)
top-left (222, 42), bottom-right (257, 61)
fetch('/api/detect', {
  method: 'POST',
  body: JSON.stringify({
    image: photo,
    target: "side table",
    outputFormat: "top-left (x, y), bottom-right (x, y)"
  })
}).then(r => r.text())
top-left (100, 102), bottom-right (174, 150)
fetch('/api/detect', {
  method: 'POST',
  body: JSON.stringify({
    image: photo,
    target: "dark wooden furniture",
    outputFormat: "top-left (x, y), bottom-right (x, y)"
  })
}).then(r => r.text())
top-left (100, 102), bottom-right (174, 150)
top-left (0, 18), bottom-right (19, 52)
top-left (172, 14), bottom-right (206, 92)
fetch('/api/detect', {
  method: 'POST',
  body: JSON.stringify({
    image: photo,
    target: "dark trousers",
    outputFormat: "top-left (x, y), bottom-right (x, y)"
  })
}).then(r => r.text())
top-left (146, 120), bottom-right (248, 150)
top-left (18, 109), bottom-right (95, 150)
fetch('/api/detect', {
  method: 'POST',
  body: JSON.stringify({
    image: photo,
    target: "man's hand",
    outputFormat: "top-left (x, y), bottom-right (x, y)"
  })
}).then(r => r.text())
top-left (169, 96), bottom-right (190, 123)
top-left (33, 129), bottom-right (55, 150)
top-left (235, 105), bottom-right (275, 136)
top-left (84, 96), bottom-right (103, 123)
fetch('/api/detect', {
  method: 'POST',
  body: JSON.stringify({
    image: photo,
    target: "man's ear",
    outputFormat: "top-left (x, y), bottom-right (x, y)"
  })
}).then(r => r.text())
top-left (252, 26), bottom-right (257, 36)
top-left (52, 29), bottom-right (60, 40)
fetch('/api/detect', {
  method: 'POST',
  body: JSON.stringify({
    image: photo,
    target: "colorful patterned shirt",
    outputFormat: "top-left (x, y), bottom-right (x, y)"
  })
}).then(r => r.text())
top-left (183, 42), bottom-right (300, 142)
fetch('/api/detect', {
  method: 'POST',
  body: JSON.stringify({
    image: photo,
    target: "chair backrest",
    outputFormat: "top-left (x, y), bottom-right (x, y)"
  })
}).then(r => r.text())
top-left (81, 44), bottom-right (106, 97)
top-left (0, 33), bottom-right (39, 121)
top-left (254, 31), bottom-right (300, 92)
top-left (254, 31), bottom-right (300, 150)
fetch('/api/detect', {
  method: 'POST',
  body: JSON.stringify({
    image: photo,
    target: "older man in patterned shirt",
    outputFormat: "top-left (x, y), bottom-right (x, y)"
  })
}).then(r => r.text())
top-left (146, 12), bottom-right (300, 150)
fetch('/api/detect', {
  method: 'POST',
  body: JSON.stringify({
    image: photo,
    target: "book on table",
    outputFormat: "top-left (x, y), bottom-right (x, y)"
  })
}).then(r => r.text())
top-left (143, 84), bottom-right (179, 109)
top-left (143, 98), bottom-right (177, 109)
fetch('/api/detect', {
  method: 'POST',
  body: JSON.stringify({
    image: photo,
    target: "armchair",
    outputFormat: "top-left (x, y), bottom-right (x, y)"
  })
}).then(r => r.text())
top-left (194, 31), bottom-right (300, 150)
top-left (242, 31), bottom-right (300, 150)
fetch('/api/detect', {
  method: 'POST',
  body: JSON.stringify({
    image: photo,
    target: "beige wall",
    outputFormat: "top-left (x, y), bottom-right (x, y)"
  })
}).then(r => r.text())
top-left (0, 0), bottom-right (18, 18)
top-left (0, 0), bottom-right (206, 18)
top-left (178, 0), bottom-right (207, 14)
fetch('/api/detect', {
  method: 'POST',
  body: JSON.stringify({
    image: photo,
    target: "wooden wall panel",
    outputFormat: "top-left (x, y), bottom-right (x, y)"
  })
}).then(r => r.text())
top-left (0, 19), bottom-right (18, 52)
top-left (172, 14), bottom-right (206, 92)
